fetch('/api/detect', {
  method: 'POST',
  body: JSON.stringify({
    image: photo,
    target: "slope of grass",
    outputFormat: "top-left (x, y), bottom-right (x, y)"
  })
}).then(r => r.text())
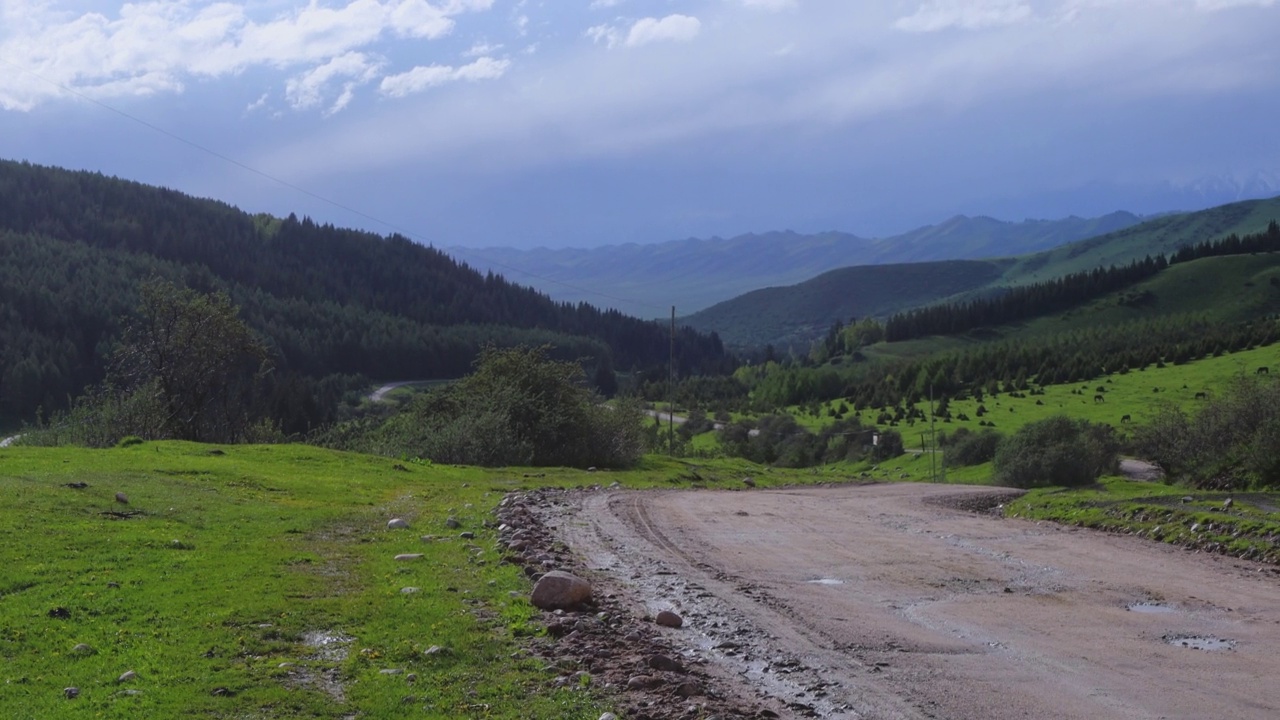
top-left (1000, 195), bottom-right (1280, 285)
top-left (684, 260), bottom-right (1009, 348)
top-left (0, 444), bottom-right (819, 719)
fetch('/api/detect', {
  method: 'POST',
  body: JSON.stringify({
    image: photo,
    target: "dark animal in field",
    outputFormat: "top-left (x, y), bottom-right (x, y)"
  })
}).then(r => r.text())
top-left (1195, 391), bottom-right (1208, 400)
top-left (1259, 367), bottom-right (1270, 375)
top-left (1097, 386), bottom-right (1106, 393)
top-left (1121, 414), bottom-right (1131, 423)
top-left (1094, 394), bottom-right (1105, 403)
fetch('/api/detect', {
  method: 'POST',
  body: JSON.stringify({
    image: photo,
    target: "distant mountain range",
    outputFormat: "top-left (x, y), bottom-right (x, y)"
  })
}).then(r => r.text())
top-left (449, 212), bottom-right (1144, 318)
top-left (683, 195), bottom-right (1280, 349)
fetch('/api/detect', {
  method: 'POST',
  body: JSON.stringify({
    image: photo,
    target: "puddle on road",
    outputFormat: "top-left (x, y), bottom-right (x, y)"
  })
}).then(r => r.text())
top-left (1165, 635), bottom-right (1235, 651)
top-left (1127, 602), bottom-right (1177, 614)
top-left (806, 578), bottom-right (846, 586)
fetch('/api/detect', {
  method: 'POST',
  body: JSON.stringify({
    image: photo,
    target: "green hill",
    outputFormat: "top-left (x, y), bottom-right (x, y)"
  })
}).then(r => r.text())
top-left (0, 160), bottom-right (731, 429)
top-left (688, 196), bottom-right (1280, 349)
top-left (684, 260), bottom-right (1009, 349)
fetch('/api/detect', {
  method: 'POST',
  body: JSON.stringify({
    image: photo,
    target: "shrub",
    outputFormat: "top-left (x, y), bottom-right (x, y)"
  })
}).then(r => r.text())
top-left (1134, 375), bottom-right (1280, 489)
top-left (943, 427), bottom-right (1002, 467)
top-left (993, 416), bottom-right (1119, 488)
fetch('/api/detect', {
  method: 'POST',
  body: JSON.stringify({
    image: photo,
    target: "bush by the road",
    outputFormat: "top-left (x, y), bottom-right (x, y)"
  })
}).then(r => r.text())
top-left (1133, 375), bottom-right (1280, 489)
top-left (994, 415), bottom-right (1119, 488)
top-left (942, 427), bottom-right (1003, 467)
top-left (321, 345), bottom-right (646, 468)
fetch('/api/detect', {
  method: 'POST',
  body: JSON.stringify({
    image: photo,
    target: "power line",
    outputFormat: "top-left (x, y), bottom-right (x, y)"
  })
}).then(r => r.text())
top-left (0, 54), bottom-right (672, 313)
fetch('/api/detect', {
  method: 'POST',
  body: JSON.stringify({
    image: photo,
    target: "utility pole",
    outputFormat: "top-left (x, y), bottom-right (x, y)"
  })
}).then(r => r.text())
top-left (928, 385), bottom-right (937, 483)
top-left (669, 305), bottom-right (676, 456)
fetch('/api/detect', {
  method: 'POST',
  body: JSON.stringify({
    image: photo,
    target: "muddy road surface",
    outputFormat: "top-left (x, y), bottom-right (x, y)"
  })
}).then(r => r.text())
top-left (545, 483), bottom-right (1280, 719)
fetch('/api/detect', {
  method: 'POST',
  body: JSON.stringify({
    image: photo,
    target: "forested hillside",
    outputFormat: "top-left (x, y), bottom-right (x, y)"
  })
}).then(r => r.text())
top-left (0, 160), bottom-right (731, 428)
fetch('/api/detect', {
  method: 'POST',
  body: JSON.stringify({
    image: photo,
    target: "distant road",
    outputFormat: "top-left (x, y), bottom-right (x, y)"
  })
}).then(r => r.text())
top-left (368, 381), bottom-right (424, 403)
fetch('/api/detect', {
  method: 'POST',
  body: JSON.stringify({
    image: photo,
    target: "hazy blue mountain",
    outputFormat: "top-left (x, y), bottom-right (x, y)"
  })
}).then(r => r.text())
top-left (450, 212), bottom-right (1142, 318)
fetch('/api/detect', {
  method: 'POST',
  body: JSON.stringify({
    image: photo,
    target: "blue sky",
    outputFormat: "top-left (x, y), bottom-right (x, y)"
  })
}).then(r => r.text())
top-left (1, 0), bottom-right (1278, 251)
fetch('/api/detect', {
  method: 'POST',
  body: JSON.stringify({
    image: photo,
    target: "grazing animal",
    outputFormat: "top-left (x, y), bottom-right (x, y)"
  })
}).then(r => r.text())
top-left (1258, 367), bottom-right (1270, 375)
top-left (1195, 391), bottom-right (1208, 400)
top-left (1094, 394), bottom-right (1105, 403)
top-left (1121, 414), bottom-right (1131, 423)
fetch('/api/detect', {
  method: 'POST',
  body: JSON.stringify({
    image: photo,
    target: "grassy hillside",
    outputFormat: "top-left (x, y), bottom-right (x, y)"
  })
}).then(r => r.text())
top-left (866, 253), bottom-right (1280, 363)
top-left (1001, 195), bottom-right (1280, 285)
top-left (685, 196), bottom-right (1280, 350)
top-left (684, 260), bottom-right (1009, 348)
top-left (0, 443), bottom-right (816, 718)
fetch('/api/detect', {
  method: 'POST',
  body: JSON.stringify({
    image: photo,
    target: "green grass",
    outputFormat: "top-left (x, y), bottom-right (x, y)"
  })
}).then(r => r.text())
top-left (781, 344), bottom-right (1280, 439)
top-left (1007, 477), bottom-right (1280, 563)
top-left (0, 444), bottom-right (828, 718)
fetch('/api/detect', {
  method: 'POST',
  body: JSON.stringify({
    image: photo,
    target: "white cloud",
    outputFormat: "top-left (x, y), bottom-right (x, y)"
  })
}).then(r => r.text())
top-left (285, 52), bottom-right (382, 115)
top-left (589, 14), bottom-right (701, 49)
top-left (464, 41), bottom-right (504, 57)
top-left (379, 56), bottom-right (510, 97)
top-left (0, 0), bottom-right (496, 111)
top-left (626, 15), bottom-right (701, 46)
top-left (895, 0), bottom-right (1034, 32)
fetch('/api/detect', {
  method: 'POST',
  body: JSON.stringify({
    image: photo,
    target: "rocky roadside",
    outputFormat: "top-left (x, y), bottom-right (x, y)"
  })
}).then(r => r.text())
top-left (495, 487), bottom-right (784, 720)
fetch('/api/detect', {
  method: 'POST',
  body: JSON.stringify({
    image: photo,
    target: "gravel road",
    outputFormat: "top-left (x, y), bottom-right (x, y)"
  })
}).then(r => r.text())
top-left (547, 483), bottom-right (1280, 719)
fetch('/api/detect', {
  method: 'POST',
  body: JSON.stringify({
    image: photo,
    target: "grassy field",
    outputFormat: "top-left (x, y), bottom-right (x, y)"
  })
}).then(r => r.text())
top-left (798, 343), bottom-right (1280, 441)
top-left (0, 443), bottom-right (814, 719)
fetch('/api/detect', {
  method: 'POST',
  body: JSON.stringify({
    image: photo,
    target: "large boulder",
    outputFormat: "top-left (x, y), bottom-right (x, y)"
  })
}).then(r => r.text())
top-left (531, 571), bottom-right (593, 610)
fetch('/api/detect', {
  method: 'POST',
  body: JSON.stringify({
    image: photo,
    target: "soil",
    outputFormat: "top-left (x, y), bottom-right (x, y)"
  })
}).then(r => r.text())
top-left (504, 482), bottom-right (1280, 719)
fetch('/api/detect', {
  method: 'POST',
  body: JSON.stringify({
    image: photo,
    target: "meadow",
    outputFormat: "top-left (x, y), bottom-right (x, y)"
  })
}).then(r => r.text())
top-left (0, 443), bottom-right (805, 719)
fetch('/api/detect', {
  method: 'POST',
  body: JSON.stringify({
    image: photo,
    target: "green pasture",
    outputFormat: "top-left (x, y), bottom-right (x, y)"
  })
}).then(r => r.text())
top-left (790, 344), bottom-right (1280, 439)
top-left (0, 443), bottom-right (816, 719)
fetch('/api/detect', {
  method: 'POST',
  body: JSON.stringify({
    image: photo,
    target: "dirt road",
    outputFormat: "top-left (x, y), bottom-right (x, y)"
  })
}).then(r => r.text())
top-left (549, 484), bottom-right (1280, 719)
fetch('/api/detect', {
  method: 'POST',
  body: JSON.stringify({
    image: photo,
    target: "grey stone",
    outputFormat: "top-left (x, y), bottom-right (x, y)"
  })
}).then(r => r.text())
top-left (387, 518), bottom-right (409, 530)
top-left (531, 571), bottom-right (593, 610)
top-left (394, 553), bottom-right (423, 561)
top-left (117, 670), bottom-right (137, 683)
top-left (445, 517), bottom-right (461, 529)
top-left (655, 610), bottom-right (683, 628)
top-left (64, 687), bottom-right (79, 699)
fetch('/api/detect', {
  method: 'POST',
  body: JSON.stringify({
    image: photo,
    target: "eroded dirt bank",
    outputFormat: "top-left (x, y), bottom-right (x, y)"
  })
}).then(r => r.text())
top-left (532, 483), bottom-right (1280, 719)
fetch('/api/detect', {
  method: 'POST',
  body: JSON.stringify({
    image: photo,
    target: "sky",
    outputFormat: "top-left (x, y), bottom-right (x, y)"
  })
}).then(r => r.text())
top-left (1, 0), bottom-right (1279, 253)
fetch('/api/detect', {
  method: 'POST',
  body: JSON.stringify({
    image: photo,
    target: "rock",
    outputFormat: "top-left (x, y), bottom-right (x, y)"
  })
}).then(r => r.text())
top-left (674, 681), bottom-right (702, 697)
top-left (599, 714), bottom-right (619, 720)
top-left (459, 531), bottom-right (476, 539)
top-left (445, 517), bottom-right (461, 529)
top-left (627, 675), bottom-right (659, 691)
top-left (115, 492), bottom-right (129, 504)
top-left (587, 466), bottom-right (597, 472)
top-left (655, 610), bottom-right (683, 628)
top-left (530, 571), bottom-right (593, 610)
top-left (1223, 497), bottom-right (1234, 509)
top-left (72, 643), bottom-right (94, 654)
top-left (387, 518), bottom-right (409, 530)
top-left (647, 654), bottom-right (683, 672)
top-left (379, 668), bottom-right (404, 675)
top-left (394, 553), bottom-right (423, 561)
top-left (742, 477), bottom-right (755, 487)
top-left (424, 645), bottom-right (448, 656)
top-left (400, 587), bottom-right (420, 594)
top-left (118, 670), bottom-right (137, 683)
top-left (64, 687), bottom-right (80, 699)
